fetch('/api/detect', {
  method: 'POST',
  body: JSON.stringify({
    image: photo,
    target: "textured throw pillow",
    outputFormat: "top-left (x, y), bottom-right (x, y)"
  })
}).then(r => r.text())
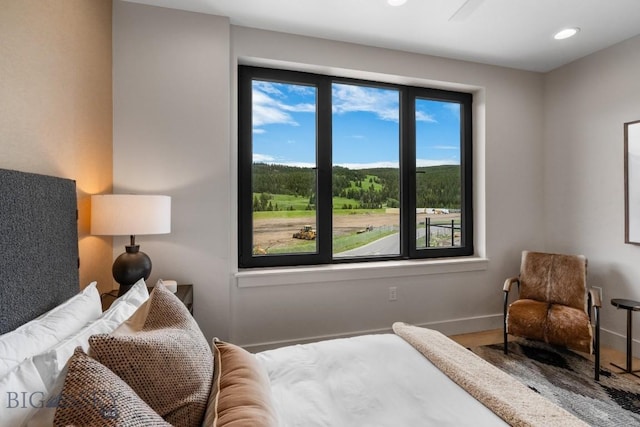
top-left (0, 281), bottom-right (101, 377)
top-left (88, 284), bottom-right (213, 427)
top-left (53, 348), bottom-right (170, 427)
top-left (203, 340), bottom-right (278, 427)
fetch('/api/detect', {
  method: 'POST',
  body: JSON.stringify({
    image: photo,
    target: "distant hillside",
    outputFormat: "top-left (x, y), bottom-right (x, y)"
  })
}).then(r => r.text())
top-left (415, 165), bottom-right (461, 209)
top-left (251, 163), bottom-right (460, 210)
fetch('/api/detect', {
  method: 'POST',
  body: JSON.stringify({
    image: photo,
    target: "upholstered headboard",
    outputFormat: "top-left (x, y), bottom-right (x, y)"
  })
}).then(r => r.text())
top-left (0, 169), bottom-right (79, 334)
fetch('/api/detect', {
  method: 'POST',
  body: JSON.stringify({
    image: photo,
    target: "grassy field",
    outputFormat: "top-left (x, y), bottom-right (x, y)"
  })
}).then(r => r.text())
top-left (253, 209), bottom-right (314, 219)
top-left (254, 193), bottom-right (365, 213)
top-left (333, 195), bottom-right (361, 208)
top-left (257, 193), bottom-right (349, 211)
top-left (252, 208), bottom-right (400, 255)
top-left (253, 206), bottom-right (386, 220)
top-left (267, 227), bottom-right (398, 254)
top-left (267, 194), bottom-right (312, 211)
top-left (251, 188), bottom-right (462, 254)
top-left (350, 175), bottom-right (383, 191)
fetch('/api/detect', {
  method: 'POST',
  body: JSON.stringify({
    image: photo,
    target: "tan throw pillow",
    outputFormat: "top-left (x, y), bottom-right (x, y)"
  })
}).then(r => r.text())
top-left (203, 340), bottom-right (278, 427)
top-left (53, 347), bottom-right (170, 427)
top-left (88, 285), bottom-right (213, 427)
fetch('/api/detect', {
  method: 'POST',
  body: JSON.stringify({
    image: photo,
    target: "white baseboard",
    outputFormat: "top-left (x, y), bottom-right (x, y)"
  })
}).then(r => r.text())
top-left (600, 327), bottom-right (640, 356)
top-left (241, 313), bottom-right (504, 353)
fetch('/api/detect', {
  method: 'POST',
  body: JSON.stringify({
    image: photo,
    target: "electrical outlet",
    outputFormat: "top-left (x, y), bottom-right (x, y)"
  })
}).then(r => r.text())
top-left (389, 286), bottom-right (397, 301)
top-left (592, 286), bottom-right (603, 302)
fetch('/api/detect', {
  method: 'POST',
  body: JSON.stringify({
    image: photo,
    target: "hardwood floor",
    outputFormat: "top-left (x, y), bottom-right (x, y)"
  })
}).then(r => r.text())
top-left (449, 328), bottom-right (640, 385)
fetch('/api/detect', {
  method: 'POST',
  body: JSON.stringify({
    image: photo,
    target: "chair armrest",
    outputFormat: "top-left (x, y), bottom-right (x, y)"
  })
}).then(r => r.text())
top-left (503, 276), bottom-right (519, 293)
top-left (588, 288), bottom-right (602, 308)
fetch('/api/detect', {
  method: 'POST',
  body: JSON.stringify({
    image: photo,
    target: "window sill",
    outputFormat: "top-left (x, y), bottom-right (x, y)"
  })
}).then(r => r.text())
top-left (235, 256), bottom-right (489, 288)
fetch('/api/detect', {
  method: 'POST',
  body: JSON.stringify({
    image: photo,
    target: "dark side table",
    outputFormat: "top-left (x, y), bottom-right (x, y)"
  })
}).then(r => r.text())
top-left (104, 284), bottom-right (193, 314)
top-left (148, 284), bottom-right (193, 315)
top-left (611, 298), bottom-right (640, 377)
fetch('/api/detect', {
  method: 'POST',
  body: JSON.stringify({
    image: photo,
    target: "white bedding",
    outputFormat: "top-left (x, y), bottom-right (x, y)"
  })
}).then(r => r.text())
top-left (256, 333), bottom-right (508, 427)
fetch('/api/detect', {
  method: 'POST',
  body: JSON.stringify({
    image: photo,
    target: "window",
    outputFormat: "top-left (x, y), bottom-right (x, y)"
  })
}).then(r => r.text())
top-left (238, 66), bottom-right (473, 268)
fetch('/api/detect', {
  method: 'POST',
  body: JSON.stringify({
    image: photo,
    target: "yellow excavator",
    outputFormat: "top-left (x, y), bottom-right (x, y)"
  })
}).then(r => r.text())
top-left (293, 225), bottom-right (316, 240)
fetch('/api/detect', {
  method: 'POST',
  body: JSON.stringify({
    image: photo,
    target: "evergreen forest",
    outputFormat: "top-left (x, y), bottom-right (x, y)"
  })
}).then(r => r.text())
top-left (251, 163), bottom-right (460, 212)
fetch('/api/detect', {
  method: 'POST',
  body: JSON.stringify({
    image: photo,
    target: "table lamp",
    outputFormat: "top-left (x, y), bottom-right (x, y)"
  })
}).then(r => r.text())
top-left (91, 194), bottom-right (171, 296)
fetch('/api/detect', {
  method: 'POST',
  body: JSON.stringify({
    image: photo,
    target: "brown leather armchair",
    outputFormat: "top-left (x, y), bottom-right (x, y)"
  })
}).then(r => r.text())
top-left (503, 251), bottom-right (601, 380)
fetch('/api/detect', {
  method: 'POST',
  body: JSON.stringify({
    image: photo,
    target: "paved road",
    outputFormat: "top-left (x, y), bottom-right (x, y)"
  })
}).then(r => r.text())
top-left (335, 225), bottom-right (455, 257)
top-left (335, 232), bottom-right (401, 257)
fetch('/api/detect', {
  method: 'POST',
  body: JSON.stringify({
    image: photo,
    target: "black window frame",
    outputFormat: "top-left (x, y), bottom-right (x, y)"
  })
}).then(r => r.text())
top-left (238, 66), bottom-right (473, 268)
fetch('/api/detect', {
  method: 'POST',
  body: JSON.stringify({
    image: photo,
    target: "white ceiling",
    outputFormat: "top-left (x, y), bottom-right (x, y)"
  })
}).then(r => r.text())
top-left (124, 0), bottom-right (640, 72)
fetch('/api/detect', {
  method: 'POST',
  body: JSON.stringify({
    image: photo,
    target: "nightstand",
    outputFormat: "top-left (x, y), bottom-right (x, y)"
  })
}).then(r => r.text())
top-left (174, 284), bottom-right (193, 315)
top-left (101, 284), bottom-right (194, 314)
top-left (610, 298), bottom-right (640, 376)
top-left (148, 284), bottom-right (193, 315)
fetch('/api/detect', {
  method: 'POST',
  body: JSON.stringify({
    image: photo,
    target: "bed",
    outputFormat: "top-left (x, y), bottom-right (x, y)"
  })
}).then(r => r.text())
top-left (0, 168), bottom-right (586, 426)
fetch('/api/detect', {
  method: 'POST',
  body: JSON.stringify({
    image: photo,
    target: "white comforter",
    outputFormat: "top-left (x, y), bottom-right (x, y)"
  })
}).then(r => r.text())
top-left (256, 333), bottom-right (508, 427)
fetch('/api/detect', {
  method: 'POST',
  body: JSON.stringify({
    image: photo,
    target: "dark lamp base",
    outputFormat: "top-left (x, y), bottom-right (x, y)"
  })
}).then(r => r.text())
top-left (113, 245), bottom-right (152, 296)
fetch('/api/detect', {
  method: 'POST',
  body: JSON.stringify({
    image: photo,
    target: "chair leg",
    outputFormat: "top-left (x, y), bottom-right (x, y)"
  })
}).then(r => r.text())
top-left (503, 291), bottom-right (509, 355)
top-left (503, 336), bottom-right (508, 354)
top-left (503, 321), bottom-right (508, 355)
top-left (594, 306), bottom-right (600, 381)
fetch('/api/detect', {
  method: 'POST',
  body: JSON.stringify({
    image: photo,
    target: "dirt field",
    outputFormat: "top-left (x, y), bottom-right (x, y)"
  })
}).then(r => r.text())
top-left (252, 211), bottom-right (459, 252)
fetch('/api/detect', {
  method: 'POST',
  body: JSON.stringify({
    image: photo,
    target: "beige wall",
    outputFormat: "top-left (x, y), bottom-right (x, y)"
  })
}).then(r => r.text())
top-left (543, 34), bottom-right (640, 353)
top-left (112, 1), bottom-right (545, 345)
top-left (0, 0), bottom-right (113, 292)
top-left (231, 28), bottom-right (545, 349)
top-left (112, 1), bottom-right (231, 340)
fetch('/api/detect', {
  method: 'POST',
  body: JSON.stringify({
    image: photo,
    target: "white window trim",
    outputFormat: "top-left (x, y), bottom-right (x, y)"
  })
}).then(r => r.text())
top-left (235, 256), bottom-right (489, 288)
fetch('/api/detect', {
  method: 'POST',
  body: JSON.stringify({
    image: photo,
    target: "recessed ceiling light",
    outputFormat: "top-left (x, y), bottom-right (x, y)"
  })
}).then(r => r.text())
top-left (554, 27), bottom-right (580, 40)
top-left (387, 0), bottom-right (407, 6)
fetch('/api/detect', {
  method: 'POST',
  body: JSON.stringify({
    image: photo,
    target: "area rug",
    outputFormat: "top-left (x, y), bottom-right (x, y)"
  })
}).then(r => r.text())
top-left (470, 340), bottom-right (640, 426)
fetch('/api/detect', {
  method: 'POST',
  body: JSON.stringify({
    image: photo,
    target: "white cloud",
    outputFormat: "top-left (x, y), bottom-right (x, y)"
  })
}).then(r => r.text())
top-left (279, 102), bottom-right (316, 113)
top-left (431, 145), bottom-right (458, 150)
top-left (332, 84), bottom-right (399, 122)
top-left (279, 161), bottom-right (316, 168)
top-left (252, 81), bottom-right (445, 130)
top-left (335, 161), bottom-right (399, 169)
top-left (252, 157), bottom-right (457, 169)
top-left (252, 153), bottom-right (315, 168)
top-left (336, 159), bottom-right (460, 169)
top-left (416, 158), bottom-right (459, 167)
top-left (336, 159), bottom-right (459, 169)
top-left (253, 81), bottom-right (284, 96)
top-left (253, 153), bottom-right (276, 163)
top-left (251, 82), bottom-right (316, 131)
top-left (257, 160), bottom-right (317, 168)
top-left (287, 85), bottom-right (316, 96)
top-left (253, 128), bottom-right (266, 134)
top-left (252, 90), bottom-right (298, 127)
top-left (415, 111), bottom-right (437, 123)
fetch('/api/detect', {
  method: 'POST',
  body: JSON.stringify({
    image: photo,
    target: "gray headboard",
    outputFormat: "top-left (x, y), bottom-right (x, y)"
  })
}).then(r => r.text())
top-left (0, 169), bottom-right (79, 334)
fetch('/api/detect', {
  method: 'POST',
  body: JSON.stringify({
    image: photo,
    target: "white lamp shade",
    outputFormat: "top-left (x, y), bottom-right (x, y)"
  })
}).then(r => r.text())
top-left (91, 194), bottom-right (171, 236)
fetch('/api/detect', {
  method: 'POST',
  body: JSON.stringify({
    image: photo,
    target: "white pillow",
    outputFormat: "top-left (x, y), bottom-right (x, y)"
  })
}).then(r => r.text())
top-left (104, 278), bottom-right (150, 320)
top-left (0, 282), bottom-right (101, 378)
top-left (23, 366), bottom-right (66, 427)
top-left (23, 279), bottom-right (150, 427)
top-left (31, 278), bottom-right (150, 390)
top-left (0, 358), bottom-right (48, 427)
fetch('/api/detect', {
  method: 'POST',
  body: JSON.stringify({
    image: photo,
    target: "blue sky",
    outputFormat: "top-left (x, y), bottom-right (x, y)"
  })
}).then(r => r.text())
top-left (252, 80), bottom-right (460, 169)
